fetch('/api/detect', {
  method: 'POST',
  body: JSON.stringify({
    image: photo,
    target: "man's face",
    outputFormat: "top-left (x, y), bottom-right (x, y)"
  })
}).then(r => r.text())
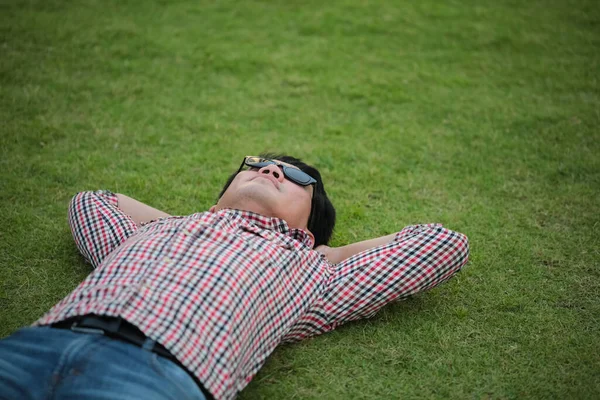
top-left (212, 160), bottom-right (314, 231)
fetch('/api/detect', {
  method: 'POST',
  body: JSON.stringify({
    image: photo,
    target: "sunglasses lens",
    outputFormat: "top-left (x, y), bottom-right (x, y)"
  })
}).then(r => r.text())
top-left (245, 157), bottom-right (271, 169)
top-left (284, 168), bottom-right (312, 185)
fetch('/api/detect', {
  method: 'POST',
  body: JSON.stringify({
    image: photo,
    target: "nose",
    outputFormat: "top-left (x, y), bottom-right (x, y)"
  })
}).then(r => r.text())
top-left (259, 164), bottom-right (285, 182)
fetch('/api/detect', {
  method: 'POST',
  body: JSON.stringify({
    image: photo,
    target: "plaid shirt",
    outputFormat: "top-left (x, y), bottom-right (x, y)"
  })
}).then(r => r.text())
top-left (34, 190), bottom-right (469, 399)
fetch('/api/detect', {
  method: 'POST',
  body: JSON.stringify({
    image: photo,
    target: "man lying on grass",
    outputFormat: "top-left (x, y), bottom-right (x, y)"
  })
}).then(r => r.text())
top-left (0, 154), bottom-right (469, 399)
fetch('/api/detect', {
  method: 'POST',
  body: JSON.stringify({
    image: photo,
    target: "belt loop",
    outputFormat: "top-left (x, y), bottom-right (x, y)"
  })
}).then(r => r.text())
top-left (115, 316), bottom-right (123, 331)
top-left (142, 337), bottom-right (156, 352)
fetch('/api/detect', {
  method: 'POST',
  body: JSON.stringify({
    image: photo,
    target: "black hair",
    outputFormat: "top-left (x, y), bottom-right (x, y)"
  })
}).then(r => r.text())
top-left (217, 153), bottom-right (336, 247)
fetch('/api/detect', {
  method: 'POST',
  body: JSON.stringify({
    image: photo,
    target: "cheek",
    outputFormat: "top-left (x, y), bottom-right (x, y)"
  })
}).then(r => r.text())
top-left (231, 172), bottom-right (253, 186)
top-left (221, 173), bottom-right (247, 199)
top-left (288, 187), bottom-right (312, 209)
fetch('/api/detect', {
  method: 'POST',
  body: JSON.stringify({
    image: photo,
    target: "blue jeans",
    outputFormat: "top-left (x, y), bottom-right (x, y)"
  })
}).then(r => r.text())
top-left (0, 326), bottom-right (206, 400)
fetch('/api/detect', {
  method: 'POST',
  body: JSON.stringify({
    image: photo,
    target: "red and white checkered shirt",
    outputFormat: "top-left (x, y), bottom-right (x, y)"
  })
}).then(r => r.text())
top-left (34, 190), bottom-right (469, 399)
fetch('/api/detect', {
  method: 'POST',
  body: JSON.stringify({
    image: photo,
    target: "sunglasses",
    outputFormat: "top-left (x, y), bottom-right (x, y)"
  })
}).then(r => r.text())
top-left (237, 156), bottom-right (317, 187)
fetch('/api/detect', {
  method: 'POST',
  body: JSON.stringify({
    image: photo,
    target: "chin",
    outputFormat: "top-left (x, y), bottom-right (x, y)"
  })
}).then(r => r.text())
top-left (225, 187), bottom-right (276, 214)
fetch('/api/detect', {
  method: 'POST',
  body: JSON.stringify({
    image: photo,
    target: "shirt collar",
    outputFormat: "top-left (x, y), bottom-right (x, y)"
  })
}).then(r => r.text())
top-left (216, 208), bottom-right (315, 248)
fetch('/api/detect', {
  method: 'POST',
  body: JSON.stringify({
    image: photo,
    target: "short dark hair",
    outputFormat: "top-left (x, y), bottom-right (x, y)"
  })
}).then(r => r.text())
top-left (218, 153), bottom-right (336, 247)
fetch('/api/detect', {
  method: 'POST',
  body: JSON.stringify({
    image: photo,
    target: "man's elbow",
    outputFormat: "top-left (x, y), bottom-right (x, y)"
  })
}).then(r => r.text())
top-left (447, 228), bottom-right (470, 273)
top-left (426, 226), bottom-right (470, 276)
top-left (68, 191), bottom-right (94, 222)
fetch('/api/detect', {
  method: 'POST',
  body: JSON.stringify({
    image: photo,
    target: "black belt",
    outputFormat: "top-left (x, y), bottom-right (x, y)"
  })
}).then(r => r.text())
top-left (51, 314), bottom-right (211, 398)
top-left (52, 315), bottom-right (175, 360)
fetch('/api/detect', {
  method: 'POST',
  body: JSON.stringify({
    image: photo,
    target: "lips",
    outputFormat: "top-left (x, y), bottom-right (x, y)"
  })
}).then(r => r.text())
top-left (252, 174), bottom-right (280, 189)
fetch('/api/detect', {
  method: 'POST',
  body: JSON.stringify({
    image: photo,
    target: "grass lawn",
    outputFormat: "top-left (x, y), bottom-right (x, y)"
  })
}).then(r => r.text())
top-left (1, 0), bottom-right (599, 398)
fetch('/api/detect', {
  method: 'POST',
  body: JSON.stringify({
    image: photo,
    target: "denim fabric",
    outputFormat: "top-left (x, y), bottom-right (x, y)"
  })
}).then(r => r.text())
top-left (0, 327), bottom-right (206, 400)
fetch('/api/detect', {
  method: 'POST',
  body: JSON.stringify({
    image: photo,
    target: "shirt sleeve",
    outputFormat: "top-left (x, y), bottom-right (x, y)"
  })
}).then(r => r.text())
top-left (283, 224), bottom-right (469, 342)
top-left (68, 190), bottom-right (138, 268)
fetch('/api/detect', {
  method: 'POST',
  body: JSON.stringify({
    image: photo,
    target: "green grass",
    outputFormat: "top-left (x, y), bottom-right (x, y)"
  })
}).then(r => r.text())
top-left (1, 0), bottom-right (599, 398)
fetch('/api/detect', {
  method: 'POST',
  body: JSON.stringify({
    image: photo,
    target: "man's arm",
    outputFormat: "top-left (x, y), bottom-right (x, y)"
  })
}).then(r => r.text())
top-left (315, 234), bottom-right (396, 264)
top-left (115, 193), bottom-right (171, 226)
top-left (323, 223), bottom-right (469, 320)
top-left (283, 224), bottom-right (469, 342)
top-left (69, 190), bottom-right (138, 267)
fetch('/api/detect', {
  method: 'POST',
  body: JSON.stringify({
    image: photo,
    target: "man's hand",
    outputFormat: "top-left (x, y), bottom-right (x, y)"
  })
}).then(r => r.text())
top-left (315, 245), bottom-right (341, 264)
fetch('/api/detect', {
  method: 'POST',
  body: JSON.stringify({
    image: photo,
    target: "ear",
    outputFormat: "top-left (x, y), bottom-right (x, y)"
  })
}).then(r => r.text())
top-left (209, 205), bottom-right (217, 213)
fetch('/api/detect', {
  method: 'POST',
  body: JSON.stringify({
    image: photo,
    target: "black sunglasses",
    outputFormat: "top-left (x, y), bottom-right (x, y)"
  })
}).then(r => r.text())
top-left (237, 156), bottom-right (317, 186)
